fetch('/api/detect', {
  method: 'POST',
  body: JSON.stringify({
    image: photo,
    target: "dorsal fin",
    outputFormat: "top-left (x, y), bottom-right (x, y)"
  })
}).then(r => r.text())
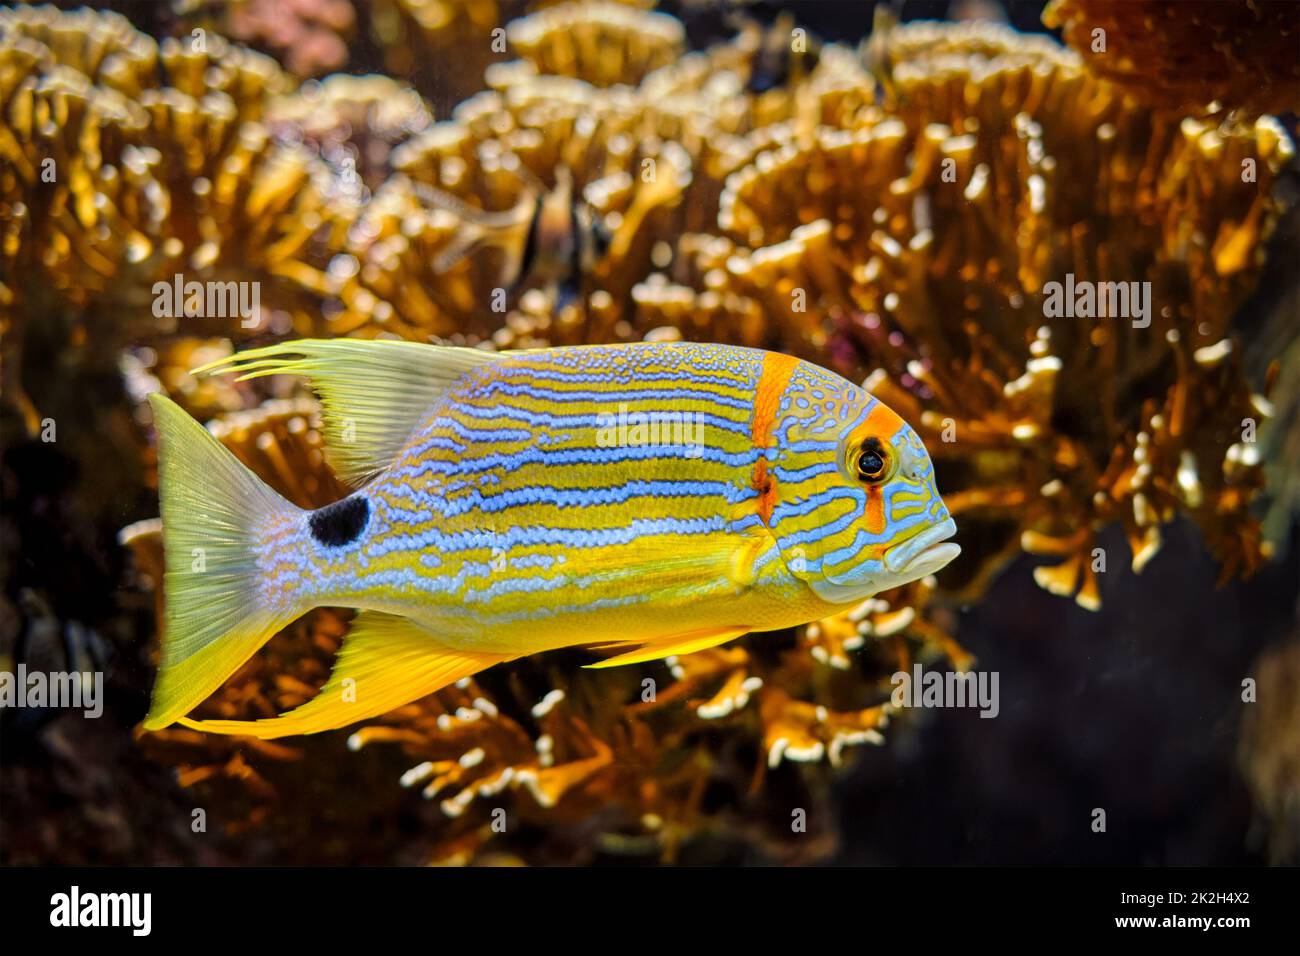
top-left (193, 338), bottom-right (505, 485)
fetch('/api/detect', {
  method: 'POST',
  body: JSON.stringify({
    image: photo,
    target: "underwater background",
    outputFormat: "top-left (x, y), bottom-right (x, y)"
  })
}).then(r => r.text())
top-left (1, 0), bottom-right (1298, 866)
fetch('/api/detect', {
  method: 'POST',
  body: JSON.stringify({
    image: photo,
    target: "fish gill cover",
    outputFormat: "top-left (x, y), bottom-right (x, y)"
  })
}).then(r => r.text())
top-left (1, 0), bottom-right (1298, 866)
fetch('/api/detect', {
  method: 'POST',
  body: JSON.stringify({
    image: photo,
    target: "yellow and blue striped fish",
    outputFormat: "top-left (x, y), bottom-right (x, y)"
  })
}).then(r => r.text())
top-left (144, 339), bottom-right (959, 738)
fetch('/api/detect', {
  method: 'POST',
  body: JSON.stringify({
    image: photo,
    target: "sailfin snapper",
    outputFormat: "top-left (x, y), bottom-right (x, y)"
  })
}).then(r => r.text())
top-left (145, 339), bottom-right (959, 738)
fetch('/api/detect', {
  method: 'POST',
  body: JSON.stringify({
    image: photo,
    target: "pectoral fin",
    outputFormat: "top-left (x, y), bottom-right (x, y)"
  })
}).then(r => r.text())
top-left (178, 612), bottom-right (512, 739)
top-left (729, 529), bottom-right (776, 587)
top-left (585, 626), bottom-right (750, 669)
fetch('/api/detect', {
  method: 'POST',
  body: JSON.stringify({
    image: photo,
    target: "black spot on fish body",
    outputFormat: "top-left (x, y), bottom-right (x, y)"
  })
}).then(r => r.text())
top-left (310, 495), bottom-right (370, 547)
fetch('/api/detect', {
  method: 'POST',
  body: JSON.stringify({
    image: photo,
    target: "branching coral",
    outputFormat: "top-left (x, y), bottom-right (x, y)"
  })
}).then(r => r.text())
top-left (639, 26), bottom-right (873, 236)
top-left (1, 4), bottom-right (289, 118)
top-left (0, 6), bottom-right (353, 438)
top-left (324, 73), bottom-right (692, 345)
top-left (1043, 0), bottom-right (1300, 117)
top-left (340, 11), bottom-right (873, 348)
top-left (505, 0), bottom-right (684, 88)
top-left (642, 21), bottom-right (1294, 606)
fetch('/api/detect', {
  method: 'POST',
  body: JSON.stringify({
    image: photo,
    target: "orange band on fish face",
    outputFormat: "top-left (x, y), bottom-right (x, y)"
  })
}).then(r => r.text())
top-left (748, 352), bottom-right (800, 527)
top-left (861, 400), bottom-right (905, 442)
top-left (751, 457), bottom-right (778, 526)
top-left (751, 352), bottom-right (800, 449)
top-left (864, 486), bottom-right (887, 535)
top-left (848, 402), bottom-right (905, 540)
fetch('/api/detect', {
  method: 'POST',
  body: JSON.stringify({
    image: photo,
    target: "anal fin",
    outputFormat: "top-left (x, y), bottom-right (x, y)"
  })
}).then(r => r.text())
top-left (585, 626), bottom-right (750, 669)
top-left (178, 612), bottom-right (512, 739)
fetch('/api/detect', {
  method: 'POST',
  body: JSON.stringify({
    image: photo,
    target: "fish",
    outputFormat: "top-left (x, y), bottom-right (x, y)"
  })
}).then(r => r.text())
top-left (143, 338), bottom-right (959, 738)
top-left (861, 0), bottom-right (1007, 106)
top-left (413, 166), bottom-right (612, 304)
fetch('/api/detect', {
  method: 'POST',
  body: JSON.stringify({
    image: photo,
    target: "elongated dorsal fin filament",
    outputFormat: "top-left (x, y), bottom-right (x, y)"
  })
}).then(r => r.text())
top-left (194, 338), bottom-right (506, 485)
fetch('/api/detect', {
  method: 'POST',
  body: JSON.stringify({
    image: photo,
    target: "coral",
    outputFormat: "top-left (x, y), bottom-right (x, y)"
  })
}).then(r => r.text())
top-left (327, 73), bottom-right (692, 345)
top-left (1043, 0), bottom-right (1300, 116)
top-left (266, 73), bottom-right (433, 193)
top-left (642, 21), bottom-right (1294, 605)
top-left (324, 14), bottom-right (872, 348)
top-left (219, 0), bottom-right (356, 77)
top-left (1, 4), bottom-right (289, 118)
top-left (505, 1), bottom-right (684, 87)
top-left (639, 26), bottom-right (873, 235)
top-left (0, 6), bottom-right (353, 438)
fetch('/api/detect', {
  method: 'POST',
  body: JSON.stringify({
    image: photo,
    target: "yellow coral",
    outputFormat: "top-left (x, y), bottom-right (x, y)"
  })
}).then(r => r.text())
top-left (643, 21), bottom-right (1293, 606)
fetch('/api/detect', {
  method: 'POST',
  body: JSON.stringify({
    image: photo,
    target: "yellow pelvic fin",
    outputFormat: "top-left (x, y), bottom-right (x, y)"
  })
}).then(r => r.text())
top-left (178, 612), bottom-right (513, 739)
top-left (585, 626), bottom-right (750, 669)
top-left (192, 338), bottom-right (508, 486)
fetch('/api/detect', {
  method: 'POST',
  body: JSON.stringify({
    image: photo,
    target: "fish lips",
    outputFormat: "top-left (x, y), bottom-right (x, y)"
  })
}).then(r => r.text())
top-left (883, 516), bottom-right (960, 577)
top-left (809, 516), bottom-right (960, 605)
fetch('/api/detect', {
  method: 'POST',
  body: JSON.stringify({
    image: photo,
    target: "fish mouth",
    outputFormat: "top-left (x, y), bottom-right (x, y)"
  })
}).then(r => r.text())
top-left (884, 517), bottom-right (959, 576)
top-left (808, 516), bottom-right (960, 607)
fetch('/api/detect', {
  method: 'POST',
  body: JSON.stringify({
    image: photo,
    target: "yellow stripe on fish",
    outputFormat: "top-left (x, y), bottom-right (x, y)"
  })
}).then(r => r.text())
top-left (144, 339), bottom-right (958, 738)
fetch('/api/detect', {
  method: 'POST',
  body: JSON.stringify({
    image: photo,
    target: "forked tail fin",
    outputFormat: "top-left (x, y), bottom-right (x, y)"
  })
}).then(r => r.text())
top-left (142, 394), bottom-right (302, 731)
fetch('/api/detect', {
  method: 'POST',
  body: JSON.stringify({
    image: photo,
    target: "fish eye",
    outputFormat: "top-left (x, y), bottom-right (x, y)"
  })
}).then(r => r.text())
top-left (853, 441), bottom-right (892, 484)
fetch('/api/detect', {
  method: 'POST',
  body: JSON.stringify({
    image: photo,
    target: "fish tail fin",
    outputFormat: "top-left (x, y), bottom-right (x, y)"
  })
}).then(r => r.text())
top-left (142, 393), bottom-right (304, 731)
